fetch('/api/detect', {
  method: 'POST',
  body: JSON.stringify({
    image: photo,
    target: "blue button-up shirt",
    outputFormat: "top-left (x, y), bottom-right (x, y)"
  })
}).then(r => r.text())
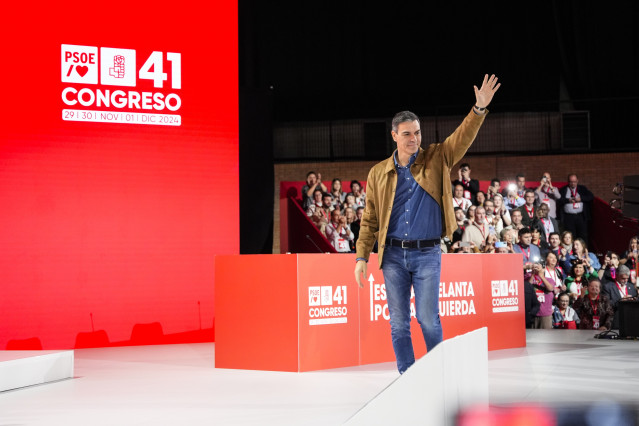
top-left (387, 151), bottom-right (442, 240)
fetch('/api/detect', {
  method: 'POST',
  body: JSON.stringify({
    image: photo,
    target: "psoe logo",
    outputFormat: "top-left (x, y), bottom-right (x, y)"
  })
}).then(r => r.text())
top-left (491, 280), bottom-right (519, 313)
top-left (308, 285), bottom-right (348, 326)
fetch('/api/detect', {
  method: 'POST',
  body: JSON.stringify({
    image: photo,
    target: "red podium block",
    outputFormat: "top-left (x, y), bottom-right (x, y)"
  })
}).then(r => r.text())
top-left (215, 253), bottom-right (525, 372)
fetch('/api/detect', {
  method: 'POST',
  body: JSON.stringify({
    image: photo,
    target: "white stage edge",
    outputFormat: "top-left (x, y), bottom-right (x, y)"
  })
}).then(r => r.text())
top-left (0, 351), bottom-right (74, 392)
top-left (346, 328), bottom-right (488, 426)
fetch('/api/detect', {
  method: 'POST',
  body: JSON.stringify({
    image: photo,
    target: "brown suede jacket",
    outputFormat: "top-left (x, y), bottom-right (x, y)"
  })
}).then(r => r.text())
top-left (356, 108), bottom-right (487, 268)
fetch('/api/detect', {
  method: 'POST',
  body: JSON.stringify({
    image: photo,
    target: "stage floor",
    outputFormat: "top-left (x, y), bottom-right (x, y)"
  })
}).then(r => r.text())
top-left (1, 330), bottom-right (638, 425)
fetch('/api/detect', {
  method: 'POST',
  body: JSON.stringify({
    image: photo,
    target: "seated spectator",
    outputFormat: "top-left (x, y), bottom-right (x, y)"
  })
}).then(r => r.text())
top-left (452, 206), bottom-right (468, 244)
top-left (513, 227), bottom-right (541, 265)
top-left (492, 193), bottom-right (512, 226)
top-left (452, 163), bottom-right (479, 202)
top-left (483, 233), bottom-right (499, 253)
top-left (343, 193), bottom-right (357, 210)
top-left (483, 199), bottom-right (504, 236)
top-left (343, 206), bottom-right (356, 225)
top-left (515, 189), bottom-right (537, 228)
top-left (462, 206), bottom-right (490, 249)
top-left (620, 236), bottom-right (639, 285)
top-left (500, 228), bottom-right (518, 253)
top-left (528, 262), bottom-right (555, 329)
top-left (573, 279), bottom-right (614, 330)
top-left (531, 203), bottom-right (559, 244)
top-left (601, 264), bottom-right (638, 329)
top-left (544, 251), bottom-right (566, 297)
top-left (330, 178), bottom-right (347, 206)
top-left (598, 251), bottom-right (621, 285)
top-left (307, 192), bottom-right (333, 235)
top-left (325, 210), bottom-right (354, 253)
top-left (568, 238), bottom-right (601, 272)
top-left (302, 171), bottom-right (327, 210)
top-left (565, 259), bottom-right (598, 302)
top-left (552, 292), bottom-right (580, 329)
top-left (486, 178), bottom-right (501, 201)
top-left (504, 183), bottom-right (525, 210)
top-left (535, 172), bottom-right (561, 219)
top-left (349, 180), bottom-right (366, 208)
top-left (530, 227), bottom-right (549, 259)
top-left (453, 184), bottom-right (473, 213)
top-left (474, 191), bottom-right (486, 207)
top-left (466, 205), bottom-right (477, 225)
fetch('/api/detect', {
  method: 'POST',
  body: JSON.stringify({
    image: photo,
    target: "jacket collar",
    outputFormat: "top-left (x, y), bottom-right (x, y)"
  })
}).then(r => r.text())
top-left (385, 148), bottom-right (425, 174)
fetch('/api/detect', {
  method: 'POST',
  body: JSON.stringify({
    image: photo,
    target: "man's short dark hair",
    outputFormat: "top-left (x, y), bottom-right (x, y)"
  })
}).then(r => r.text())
top-left (548, 232), bottom-right (560, 239)
top-left (491, 178), bottom-right (500, 186)
top-left (350, 180), bottom-right (361, 190)
top-left (516, 173), bottom-right (525, 180)
top-left (460, 163), bottom-right (471, 170)
top-left (518, 227), bottom-right (532, 237)
top-left (313, 189), bottom-right (323, 196)
top-left (356, 206), bottom-right (364, 212)
top-left (454, 206), bottom-right (463, 212)
top-left (322, 192), bottom-right (333, 199)
top-left (524, 189), bottom-right (535, 196)
top-left (391, 111), bottom-right (420, 133)
top-left (307, 171), bottom-right (317, 178)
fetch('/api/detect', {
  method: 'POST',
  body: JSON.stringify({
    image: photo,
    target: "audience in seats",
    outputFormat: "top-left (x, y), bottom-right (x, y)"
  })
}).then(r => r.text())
top-left (552, 292), bottom-right (580, 328)
top-left (535, 172), bottom-right (561, 219)
top-left (573, 279), bottom-right (614, 330)
top-left (466, 205), bottom-right (477, 224)
top-left (558, 174), bottom-right (593, 242)
top-left (560, 231), bottom-right (574, 258)
top-left (452, 162), bottom-right (479, 203)
top-left (503, 209), bottom-right (524, 233)
top-left (307, 191), bottom-right (333, 236)
top-left (601, 264), bottom-right (638, 329)
top-left (515, 189), bottom-right (537, 228)
top-left (500, 228), bottom-right (519, 253)
top-left (330, 178), bottom-right (347, 206)
top-left (452, 184), bottom-right (473, 213)
top-left (325, 210), bottom-right (354, 253)
top-left (474, 190), bottom-right (486, 207)
top-left (302, 171), bottom-right (327, 210)
top-left (598, 251), bottom-right (620, 285)
top-left (483, 199), bottom-right (504, 236)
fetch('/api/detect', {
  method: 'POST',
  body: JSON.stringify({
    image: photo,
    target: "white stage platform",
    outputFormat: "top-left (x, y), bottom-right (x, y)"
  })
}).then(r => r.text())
top-left (0, 350), bottom-right (73, 393)
top-left (1, 330), bottom-right (639, 425)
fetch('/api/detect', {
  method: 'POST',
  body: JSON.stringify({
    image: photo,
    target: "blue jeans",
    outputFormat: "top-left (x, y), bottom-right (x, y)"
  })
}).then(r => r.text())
top-left (381, 245), bottom-right (443, 373)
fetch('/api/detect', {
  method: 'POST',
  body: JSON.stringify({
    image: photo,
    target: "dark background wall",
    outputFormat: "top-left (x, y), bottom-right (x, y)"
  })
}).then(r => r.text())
top-left (239, 0), bottom-right (639, 253)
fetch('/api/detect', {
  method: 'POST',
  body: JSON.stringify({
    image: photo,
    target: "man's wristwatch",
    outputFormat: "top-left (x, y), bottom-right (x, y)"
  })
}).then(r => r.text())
top-left (474, 105), bottom-right (486, 112)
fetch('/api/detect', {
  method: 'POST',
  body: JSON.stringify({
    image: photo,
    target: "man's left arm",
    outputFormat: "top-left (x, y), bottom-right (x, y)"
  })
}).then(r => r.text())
top-left (441, 74), bottom-right (500, 167)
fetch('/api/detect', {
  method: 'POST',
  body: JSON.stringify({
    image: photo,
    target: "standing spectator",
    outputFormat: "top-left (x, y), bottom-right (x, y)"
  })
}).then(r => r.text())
top-left (500, 228), bottom-right (519, 253)
top-left (515, 189), bottom-right (537, 228)
top-left (513, 227), bottom-right (541, 264)
top-left (486, 178), bottom-right (501, 200)
top-left (565, 260), bottom-right (598, 302)
top-left (492, 193), bottom-right (512, 226)
top-left (601, 264), bottom-right (638, 329)
top-left (573, 279), bottom-right (614, 330)
top-left (462, 206), bottom-right (489, 249)
top-left (452, 184), bottom-right (473, 213)
top-left (560, 231), bottom-right (574, 257)
top-left (330, 178), bottom-right (347, 206)
top-left (557, 174), bottom-right (594, 242)
top-left (552, 292), bottom-right (580, 329)
top-left (302, 171), bottom-right (327, 210)
top-left (529, 262), bottom-right (555, 329)
top-left (535, 172), bottom-right (561, 219)
top-left (548, 232), bottom-right (572, 273)
top-left (620, 236), bottom-right (639, 286)
top-left (598, 251), bottom-right (621, 286)
top-left (452, 162), bottom-right (479, 202)
top-left (531, 203), bottom-right (559, 244)
top-left (503, 183), bottom-right (525, 210)
top-left (530, 228), bottom-right (549, 259)
top-left (325, 210), bottom-right (354, 253)
top-left (524, 272), bottom-right (541, 329)
top-left (452, 207), bottom-right (468, 244)
top-left (349, 180), bottom-right (366, 208)
top-left (504, 209), bottom-right (524, 233)
top-left (515, 173), bottom-right (529, 198)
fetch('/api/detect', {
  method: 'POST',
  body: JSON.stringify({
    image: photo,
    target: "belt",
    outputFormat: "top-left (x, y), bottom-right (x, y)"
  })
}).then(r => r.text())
top-left (385, 238), bottom-right (440, 249)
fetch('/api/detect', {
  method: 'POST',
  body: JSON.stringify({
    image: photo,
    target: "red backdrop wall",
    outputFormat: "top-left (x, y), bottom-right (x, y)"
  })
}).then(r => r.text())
top-left (0, 2), bottom-right (238, 349)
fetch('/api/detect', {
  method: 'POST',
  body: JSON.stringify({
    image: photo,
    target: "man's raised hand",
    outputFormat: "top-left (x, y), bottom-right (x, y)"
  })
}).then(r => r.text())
top-left (474, 74), bottom-right (501, 108)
